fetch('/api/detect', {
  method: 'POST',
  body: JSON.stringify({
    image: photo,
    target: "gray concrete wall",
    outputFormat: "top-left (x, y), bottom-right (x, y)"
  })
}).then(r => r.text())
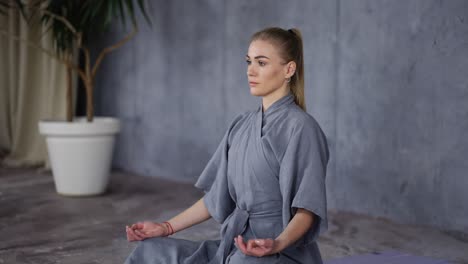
top-left (92, 1), bottom-right (468, 232)
top-left (335, 0), bottom-right (468, 232)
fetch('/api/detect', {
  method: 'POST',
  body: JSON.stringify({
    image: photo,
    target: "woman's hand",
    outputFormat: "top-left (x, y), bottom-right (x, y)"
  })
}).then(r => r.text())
top-left (126, 221), bottom-right (169, 242)
top-left (234, 235), bottom-right (279, 257)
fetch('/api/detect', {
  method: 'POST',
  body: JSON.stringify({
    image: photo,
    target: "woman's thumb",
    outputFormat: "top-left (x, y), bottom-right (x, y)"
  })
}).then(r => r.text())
top-left (255, 239), bottom-right (264, 245)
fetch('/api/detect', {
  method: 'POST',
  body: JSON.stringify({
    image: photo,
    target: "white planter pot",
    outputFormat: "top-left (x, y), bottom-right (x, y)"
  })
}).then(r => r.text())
top-left (38, 117), bottom-right (120, 196)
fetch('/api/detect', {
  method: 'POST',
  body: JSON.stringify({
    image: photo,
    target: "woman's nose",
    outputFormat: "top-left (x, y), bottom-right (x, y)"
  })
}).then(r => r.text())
top-left (247, 65), bottom-right (256, 76)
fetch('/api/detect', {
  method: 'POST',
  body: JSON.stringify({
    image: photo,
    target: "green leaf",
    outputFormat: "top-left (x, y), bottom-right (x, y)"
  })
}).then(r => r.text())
top-left (137, 0), bottom-right (152, 27)
top-left (117, 0), bottom-right (126, 27)
top-left (104, 1), bottom-right (114, 30)
top-left (123, 0), bottom-right (136, 27)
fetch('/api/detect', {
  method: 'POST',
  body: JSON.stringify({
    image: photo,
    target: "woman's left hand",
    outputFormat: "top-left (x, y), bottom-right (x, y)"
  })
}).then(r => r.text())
top-left (234, 235), bottom-right (278, 257)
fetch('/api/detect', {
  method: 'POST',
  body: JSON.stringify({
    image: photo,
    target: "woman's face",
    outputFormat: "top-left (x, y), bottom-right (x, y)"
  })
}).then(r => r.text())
top-left (246, 40), bottom-right (293, 97)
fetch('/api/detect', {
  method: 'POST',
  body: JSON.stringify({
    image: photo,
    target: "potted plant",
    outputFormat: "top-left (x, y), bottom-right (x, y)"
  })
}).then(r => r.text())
top-left (0, 0), bottom-right (151, 196)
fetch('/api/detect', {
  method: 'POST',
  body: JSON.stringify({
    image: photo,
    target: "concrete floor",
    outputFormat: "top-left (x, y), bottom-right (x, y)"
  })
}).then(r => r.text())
top-left (0, 167), bottom-right (467, 264)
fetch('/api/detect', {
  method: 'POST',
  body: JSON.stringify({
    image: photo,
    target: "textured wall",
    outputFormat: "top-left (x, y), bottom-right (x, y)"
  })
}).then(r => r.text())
top-left (92, 0), bottom-right (468, 232)
top-left (334, 1), bottom-right (468, 232)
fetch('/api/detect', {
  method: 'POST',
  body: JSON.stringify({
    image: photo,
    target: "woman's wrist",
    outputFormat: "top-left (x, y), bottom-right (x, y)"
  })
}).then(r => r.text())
top-left (162, 221), bottom-right (174, 236)
top-left (272, 238), bottom-right (288, 254)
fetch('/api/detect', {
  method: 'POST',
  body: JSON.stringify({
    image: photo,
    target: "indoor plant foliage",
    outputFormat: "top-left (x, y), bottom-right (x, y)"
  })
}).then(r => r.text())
top-left (1, 0), bottom-right (151, 122)
top-left (0, 0), bottom-right (151, 196)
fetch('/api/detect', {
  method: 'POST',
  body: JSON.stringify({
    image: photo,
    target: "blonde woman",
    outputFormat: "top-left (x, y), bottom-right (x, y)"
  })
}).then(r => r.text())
top-left (125, 27), bottom-right (330, 264)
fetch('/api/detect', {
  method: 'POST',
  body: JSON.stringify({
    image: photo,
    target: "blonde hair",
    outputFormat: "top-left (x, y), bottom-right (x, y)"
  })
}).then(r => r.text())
top-left (251, 27), bottom-right (306, 111)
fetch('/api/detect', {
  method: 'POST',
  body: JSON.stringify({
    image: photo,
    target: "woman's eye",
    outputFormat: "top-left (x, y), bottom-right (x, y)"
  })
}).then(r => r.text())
top-left (258, 61), bottom-right (266, 66)
top-left (246, 60), bottom-right (251, 65)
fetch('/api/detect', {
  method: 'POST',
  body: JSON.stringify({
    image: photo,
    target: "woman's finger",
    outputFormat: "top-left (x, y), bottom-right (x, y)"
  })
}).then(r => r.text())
top-left (126, 226), bottom-right (137, 241)
top-left (126, 227), bottom-right (132, 241)
top-left (246, 239), bottom-right (275, 257)
top-left (245, 241), bottom-right (264, 257)
top-left (130, 222), bottom-right (143, 230)
top-left (128, 226), bottom-right (144, 240)
top-left (255, 239), bottom-right (273, 252)
top-left (133, 229), bottom-right (145, 240)
top-left (134, 229), bottom-right (148, 239)
top-left (127, 228), bottom-right (140, 241)
top-left (246, 239), bottom-right (257, 252)
top-left (235, 235), bottom-right (248, 254)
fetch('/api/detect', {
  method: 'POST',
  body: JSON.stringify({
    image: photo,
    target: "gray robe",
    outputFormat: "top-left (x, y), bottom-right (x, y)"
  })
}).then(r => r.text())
top-left (125, 92), bottom-right (330, 264)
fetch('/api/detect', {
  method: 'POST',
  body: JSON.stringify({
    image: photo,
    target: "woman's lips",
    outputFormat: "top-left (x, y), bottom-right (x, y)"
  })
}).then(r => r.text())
top-left (249, 82), bottom-right (259, 86)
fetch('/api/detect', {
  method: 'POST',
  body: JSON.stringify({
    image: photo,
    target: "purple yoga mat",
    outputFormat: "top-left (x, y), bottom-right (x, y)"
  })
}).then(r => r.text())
top-left (324, 251), bottom-right (451, 264)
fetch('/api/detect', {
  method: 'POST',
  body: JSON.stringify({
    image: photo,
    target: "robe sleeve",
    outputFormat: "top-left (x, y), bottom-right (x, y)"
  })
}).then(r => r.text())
top-left (278, 117), bottom-right (330, 246)
top-left (194, 113), bottom-right (246, 223)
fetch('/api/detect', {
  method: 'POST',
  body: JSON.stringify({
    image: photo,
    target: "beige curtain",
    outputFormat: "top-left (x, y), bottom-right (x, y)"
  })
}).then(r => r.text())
top-left (0, 8), bottom-right (75, 168)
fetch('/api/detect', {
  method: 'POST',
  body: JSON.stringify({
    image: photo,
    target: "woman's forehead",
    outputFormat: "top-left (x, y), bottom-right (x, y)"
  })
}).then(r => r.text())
top-left (247, 40), bottom-right (280, 58)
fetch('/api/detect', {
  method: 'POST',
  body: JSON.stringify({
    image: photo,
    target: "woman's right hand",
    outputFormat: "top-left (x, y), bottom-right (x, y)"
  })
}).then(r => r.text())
top-left (126, 221), bottom-right (169, 241)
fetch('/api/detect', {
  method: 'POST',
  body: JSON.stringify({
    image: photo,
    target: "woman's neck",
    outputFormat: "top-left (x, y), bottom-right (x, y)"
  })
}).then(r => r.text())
top-left (262, 87), bottom-right (291, 112)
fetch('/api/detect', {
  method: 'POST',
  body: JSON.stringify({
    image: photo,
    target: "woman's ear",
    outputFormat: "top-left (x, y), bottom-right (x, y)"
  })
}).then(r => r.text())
top-left (285, 61), bottom-right (296, 78)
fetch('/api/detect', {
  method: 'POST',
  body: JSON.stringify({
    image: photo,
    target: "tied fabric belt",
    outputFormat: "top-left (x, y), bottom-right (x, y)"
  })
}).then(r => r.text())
top-left (212, 201), bottom-right (282, 263)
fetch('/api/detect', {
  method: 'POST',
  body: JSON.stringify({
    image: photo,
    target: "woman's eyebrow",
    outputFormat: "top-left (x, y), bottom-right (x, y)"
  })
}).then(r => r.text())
top-left (245, 55), bottom-right (270, 60)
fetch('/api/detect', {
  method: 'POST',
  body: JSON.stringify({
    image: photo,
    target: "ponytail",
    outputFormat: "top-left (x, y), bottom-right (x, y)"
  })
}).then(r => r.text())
top-left (287, 28), bottom-right (306, 111)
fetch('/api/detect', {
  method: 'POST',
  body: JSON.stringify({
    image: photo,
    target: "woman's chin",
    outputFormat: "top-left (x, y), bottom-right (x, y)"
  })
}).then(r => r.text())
top-left (250, 88), bottom-right (264, 97)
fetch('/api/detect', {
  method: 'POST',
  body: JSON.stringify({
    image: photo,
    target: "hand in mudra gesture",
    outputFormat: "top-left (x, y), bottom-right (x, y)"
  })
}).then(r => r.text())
top-left (126, 221), bottom-right (169, 241)
top-left (234, 235), bottom-right (278, 257)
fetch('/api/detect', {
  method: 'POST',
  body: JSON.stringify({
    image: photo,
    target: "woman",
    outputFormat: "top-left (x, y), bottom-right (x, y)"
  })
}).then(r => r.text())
top-left (125, 27), bottom-right (330, 264)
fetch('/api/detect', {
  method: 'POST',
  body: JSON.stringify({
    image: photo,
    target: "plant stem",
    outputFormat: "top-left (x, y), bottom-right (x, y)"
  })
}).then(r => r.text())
top-left (92, 27), bottom-right (138, 78)
top-left (85, 80), bottom-right (94, 122)
top-left (66, 65), bottom-right (73, 122)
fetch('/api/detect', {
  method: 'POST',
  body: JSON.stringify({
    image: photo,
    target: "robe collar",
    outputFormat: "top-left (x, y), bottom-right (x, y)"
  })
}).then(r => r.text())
top-left (256, 91), bottom-right (295, 137)
top-left (259, 91), bottom-right (295, 118)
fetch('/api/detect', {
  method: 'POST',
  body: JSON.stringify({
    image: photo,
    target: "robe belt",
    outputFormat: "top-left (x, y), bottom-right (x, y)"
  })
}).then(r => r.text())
top-left (217, 201), bottom-right (282, 263)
